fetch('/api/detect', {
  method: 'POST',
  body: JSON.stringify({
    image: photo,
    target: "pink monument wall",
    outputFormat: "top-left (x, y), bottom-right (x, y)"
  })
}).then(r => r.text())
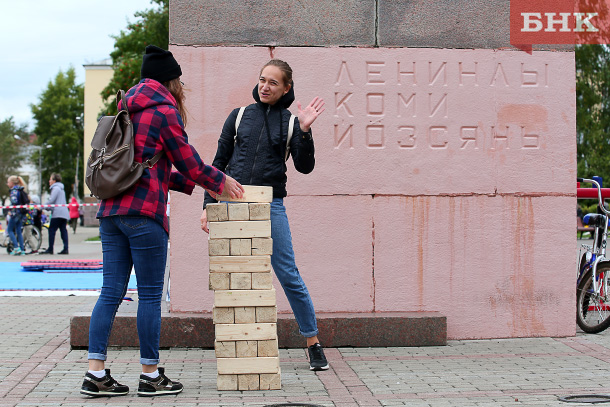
top-left (167, 46), bottom-right (575, 340)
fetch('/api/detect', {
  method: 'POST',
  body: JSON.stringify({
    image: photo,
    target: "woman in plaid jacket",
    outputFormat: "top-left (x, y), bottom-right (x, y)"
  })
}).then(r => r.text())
top-left (81, 45), bottom-right (243, 398)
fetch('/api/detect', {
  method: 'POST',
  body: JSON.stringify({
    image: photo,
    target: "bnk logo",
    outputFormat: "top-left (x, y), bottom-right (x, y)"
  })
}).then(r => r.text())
top-left (521, 12), bottom-right (599, 32)
top-left (510, 0), bottom-right (610, 52)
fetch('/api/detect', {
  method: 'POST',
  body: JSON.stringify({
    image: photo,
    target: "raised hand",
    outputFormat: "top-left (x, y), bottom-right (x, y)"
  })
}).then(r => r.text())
top-left (297, 97), bottom-right (325, 132)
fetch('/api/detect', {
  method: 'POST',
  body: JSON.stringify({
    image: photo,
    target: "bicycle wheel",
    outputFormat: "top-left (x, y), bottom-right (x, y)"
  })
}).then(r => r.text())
top-left (23, 225), bottom-right (42, 252)
top-left (577, 262), bottom-right (610, 333)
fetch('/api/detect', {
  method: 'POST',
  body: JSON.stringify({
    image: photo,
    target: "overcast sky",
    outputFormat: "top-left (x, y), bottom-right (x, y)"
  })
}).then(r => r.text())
top-left (0, 0), bottom-right (156, 129)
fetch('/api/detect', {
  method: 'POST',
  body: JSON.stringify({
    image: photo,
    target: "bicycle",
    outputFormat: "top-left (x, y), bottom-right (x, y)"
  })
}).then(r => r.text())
top-left (577, 177), bottom-right (610, 333)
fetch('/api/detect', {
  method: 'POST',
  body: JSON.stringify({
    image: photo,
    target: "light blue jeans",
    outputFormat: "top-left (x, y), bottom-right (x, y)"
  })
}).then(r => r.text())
top-left (270, 198), bottom-right (318, 337)
top-left (88, 216), bottom-right (168, 365)
top-left (7, 212), bottom-right (24, 251)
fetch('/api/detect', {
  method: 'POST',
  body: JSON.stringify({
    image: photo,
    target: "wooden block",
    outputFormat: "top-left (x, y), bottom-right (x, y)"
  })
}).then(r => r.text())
top-left (236, 341), bottom-right (258, 357)
top-left (251, 237), bottom-right (273, 255)
top-left (234, 306), bottom-right (256, 324)
top-left (258, 339), bottom-right (279, 357)
top-left (260, 371), bottom-right (281, 390)
top-left (217, 374), bottom-right (238, 391)
top-left (215, 289), bottom-right (277, 308)
top-left (207, 203), bottom-right (228, 221)
top-left (209, 273), bottom-right (230, 291)
top-left (249, 203), bottom-right (270, 220)
top-left (230, 273), bottom-right (252, 290)
top-left (210, 256), bottom-right (271, 273)
top-left (213, 307), bottom-right (235, 324)
top-left (215, 323), bottom-right (277, 342)
top-left (256, 306), bottom-right (277, 323)
top-left (215, 340), bottom-right (236, 358)
top-left (228, 203), bottom-right (250, 221)
top-left (252, 272), bottom-right (273, 290)
top-left (216, 185), bottom-right (273, 203)
top-left (209, 238), bottom-right (230, 256)
top-left (230, 239), bottom-right (252, 256)
top-left (217, 357), bottom-right (280, 374)
top-left (209, 220), bottom-right (271, 239)
top-left (238, 374), bottom-right (260, 390)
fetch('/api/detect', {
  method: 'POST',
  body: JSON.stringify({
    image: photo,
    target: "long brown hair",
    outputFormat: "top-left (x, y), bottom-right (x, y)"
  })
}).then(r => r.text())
top-left (260, 59), bottom-right (293, 87)
top-left (164, 78), bottom-right (188, 126)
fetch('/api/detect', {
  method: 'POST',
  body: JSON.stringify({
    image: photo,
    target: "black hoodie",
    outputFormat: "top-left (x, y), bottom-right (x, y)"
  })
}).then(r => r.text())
top-left (203, 83), bottom-right (315, 208)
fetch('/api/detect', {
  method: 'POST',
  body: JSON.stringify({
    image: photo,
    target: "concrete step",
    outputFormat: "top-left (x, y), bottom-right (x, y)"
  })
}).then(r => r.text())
top-left (70, 302), bottom-right (446, 348)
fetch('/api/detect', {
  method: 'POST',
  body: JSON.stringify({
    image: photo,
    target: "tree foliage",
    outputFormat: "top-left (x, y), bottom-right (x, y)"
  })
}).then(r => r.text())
top-left (576, 44), bottom-right (610, 184)
top-left (101, 0), bottom-right (169, 115)
top-left (30, 67), bottom-right (84, 199)
top-left (0, 118), bottom-right (27, 203)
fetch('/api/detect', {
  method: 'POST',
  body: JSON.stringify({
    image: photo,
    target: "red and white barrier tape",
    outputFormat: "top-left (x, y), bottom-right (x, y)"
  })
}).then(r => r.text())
top-left (0, 203), bottom-right (100, 209)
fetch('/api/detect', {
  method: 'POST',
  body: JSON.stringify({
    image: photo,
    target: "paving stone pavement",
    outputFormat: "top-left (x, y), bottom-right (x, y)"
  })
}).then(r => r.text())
top-left (2, 296), bottom-right (610, 406)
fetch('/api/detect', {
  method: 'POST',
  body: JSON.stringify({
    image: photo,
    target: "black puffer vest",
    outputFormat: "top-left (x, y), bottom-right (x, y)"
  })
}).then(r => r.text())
top-left (203, 84), bottom-right (315, 208)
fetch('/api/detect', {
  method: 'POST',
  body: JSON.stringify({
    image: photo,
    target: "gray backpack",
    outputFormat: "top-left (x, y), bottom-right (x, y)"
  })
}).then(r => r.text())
top-left (85, 90), bottom-right (163, 200)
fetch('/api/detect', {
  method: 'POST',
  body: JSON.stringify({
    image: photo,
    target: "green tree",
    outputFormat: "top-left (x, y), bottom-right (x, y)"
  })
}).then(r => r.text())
top-left (31, 67), bottom-right (84, 199)
top-left (576, 44), bottom-right (610, 184)
top-left (101, 0), bottom-right (169, 115)
top-left (0, 118), bottom-right (27, 204)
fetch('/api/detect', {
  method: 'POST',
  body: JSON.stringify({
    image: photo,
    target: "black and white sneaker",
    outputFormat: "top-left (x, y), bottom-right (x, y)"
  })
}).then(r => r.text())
top-left (80, 369), bottom-right (129, 397)
top-left (137, 367), bottom-right (183, 397)
top-left (308, 343), bottom-right (329, 371)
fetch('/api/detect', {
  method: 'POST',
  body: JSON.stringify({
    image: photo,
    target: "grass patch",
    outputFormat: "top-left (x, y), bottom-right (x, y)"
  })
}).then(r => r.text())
top-left (85, 235), bottom-right (101, 242)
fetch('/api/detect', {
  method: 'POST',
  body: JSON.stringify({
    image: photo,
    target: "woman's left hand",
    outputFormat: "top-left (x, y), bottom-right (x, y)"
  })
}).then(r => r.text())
top-left (297, 97), bottom-right (325, 132)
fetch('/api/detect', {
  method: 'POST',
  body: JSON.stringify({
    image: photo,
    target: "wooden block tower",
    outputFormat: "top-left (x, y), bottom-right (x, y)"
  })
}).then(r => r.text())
top-left (207, 185), bottom-right (281, 391)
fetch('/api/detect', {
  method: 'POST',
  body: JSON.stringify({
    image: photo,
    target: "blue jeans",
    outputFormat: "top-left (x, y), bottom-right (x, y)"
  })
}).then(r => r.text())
top-left (270, 198), bottom-right (318, 337)
top-left (88, 216), bottom-right (168, 365)
top-left (7, 212), bottom-right (24, 250)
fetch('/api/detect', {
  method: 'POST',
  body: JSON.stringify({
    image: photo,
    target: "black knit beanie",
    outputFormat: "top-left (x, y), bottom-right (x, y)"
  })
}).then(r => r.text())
top-left (140, 45), bottom-right (182, 84)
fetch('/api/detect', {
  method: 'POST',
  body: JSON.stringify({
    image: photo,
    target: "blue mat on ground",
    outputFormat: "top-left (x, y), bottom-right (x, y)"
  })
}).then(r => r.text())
top-left (0, 262), bottom-right (137, 290)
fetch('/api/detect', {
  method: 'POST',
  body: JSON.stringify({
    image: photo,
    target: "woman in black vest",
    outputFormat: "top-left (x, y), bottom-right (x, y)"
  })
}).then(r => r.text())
top-left (201, 59), bottom-right (329, 371)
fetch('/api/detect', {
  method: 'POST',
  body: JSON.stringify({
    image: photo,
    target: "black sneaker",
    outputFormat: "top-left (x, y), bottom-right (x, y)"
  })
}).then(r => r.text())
top-left (80, 369), bottom-right (129, 397)
top-left (308, 343), bottom-right (329, 371)
top-left (137, 367), bottom-right (183, 397)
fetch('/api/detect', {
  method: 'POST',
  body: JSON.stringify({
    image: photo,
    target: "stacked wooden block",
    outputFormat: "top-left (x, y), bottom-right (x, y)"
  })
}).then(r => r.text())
top-left (207, 185), bottom-right (281, 391)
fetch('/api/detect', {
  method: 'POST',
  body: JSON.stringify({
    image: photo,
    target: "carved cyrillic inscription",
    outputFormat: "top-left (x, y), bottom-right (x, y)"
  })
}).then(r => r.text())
top-left (333, 59), bottom-right (549, 151)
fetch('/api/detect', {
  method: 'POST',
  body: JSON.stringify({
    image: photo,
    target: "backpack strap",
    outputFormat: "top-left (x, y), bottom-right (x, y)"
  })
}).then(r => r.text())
top-left (234, 106), bottom-right (246, 144)
top-left (285, 114), bottom-right (296, 161)
top-left (118, 90), bottom-right (129, 115)
top-left (142, 151), bottom-right (164, 169)
top-left (234, 106), bottom-right (295, 161)
top-left (116, 87), bottom-right (160, 169)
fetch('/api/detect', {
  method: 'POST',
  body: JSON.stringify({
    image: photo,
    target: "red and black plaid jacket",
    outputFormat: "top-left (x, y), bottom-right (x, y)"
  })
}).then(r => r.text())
top-left (97, 79), bottom-right (225, 233)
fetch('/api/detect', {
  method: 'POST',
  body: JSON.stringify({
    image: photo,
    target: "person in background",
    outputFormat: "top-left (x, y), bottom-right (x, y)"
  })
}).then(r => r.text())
top-left (69, 196), bottom-right (79, 234)
top-left (41, 173), bottom-right (69, 255)
top-left (6, 175), bottom-right (28, 256)
top-left (81, 45), bottom-right (243, 398)
top-left (79, 204), bottom-right (85, 226)
top-left (29, 195), bottom-right (42, 232)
